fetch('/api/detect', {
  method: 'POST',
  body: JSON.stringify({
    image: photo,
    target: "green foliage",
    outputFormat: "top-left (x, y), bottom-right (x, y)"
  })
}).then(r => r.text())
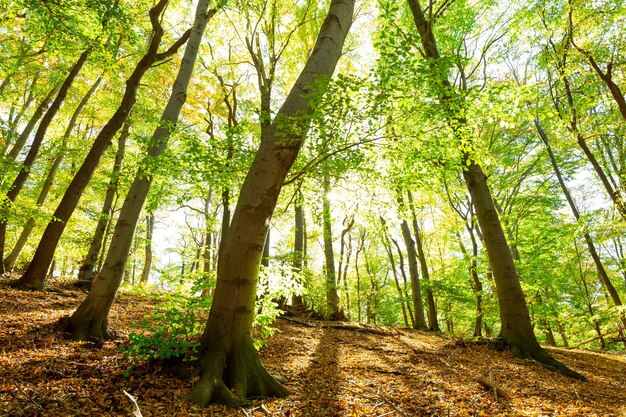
top-left (121, 295), bottom-right (211, 363)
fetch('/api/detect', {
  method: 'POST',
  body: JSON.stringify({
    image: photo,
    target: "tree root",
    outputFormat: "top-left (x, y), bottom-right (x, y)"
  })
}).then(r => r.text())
top-left (184, 342), bottom-right (290, 407)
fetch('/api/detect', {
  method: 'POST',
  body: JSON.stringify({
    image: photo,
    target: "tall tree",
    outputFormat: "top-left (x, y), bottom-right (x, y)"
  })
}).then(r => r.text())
top-left (405, 0), bottom-right (585, 378)
top-left (76, 120), bottom-right (129, 286)
top-left (0, 49), bottom-right (90, 274)
top-left (184, 0), bottom-right (355, 406)
top-left (62, 0), bottom-right (215, 340)
top-left (13, 0), bottom-right (191, 290)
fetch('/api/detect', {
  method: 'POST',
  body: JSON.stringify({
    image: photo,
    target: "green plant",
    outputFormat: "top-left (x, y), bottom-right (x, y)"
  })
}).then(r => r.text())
top-left (121, 296), bottom-right (211, 363)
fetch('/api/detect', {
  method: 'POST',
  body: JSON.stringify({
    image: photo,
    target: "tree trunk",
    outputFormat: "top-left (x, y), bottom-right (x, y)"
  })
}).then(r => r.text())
top-left (4, 85), bottom-right (58, 164)
top-left (185, 0), bottom-right (354, 406)
top-left (381, 217), bottom-right (409, 327)
top-left (323, 172), bottom-right (343, 320)
top-left (407, 190), bottom-right (439, 331)
top-left (536, 118), bottom-right (626, 331)
top-left (140, 213), bottom-right (155, 284)
top-left (0, 50), bottom-right (90, 274)
top-left (14, 0), bottom-right (191, 290)
top-left (63, 1), bottom-right (213, 339)
top-left (76, 121), bottom-right (129, 286)
top-left (391, 236), bottom-right (415, 327)
top-left (399, 215), bottom-right (427, 330)
top-left (456, 228), bottom-right (483, 337)
top-left (407, 0), bottom-right (584, 379)
top-left (5, 75), bottom-right (103, 271)
top-left (291, 192), bottom-right (306, 309)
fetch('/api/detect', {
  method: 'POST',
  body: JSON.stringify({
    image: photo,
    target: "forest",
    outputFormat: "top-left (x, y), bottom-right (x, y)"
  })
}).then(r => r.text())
top-left (1, 0), bottom-right (626, 415)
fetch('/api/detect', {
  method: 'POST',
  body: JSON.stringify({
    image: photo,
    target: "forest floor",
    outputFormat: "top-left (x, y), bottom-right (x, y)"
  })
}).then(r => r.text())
top-left (1, 276), bottom-right (625, 417)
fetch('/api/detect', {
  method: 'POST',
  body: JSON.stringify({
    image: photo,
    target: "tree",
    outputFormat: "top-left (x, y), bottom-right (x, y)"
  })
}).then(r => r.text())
top-left (13, 0), bottom-right (191, 290)
top-left (404, 0), bottom-right (585, 378)
top-left (62, 0), bottom-right (215, 340)
top-left (184, 0), bottom-right (355, 406)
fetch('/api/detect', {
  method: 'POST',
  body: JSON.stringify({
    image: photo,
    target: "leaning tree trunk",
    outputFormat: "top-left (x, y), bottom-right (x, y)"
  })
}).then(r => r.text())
top-left (407, 0), bottom-right (584, 379)
top-left (536, 117), bottom-right (626, 331)
top-left (5, 75), bottom-right (102, 271)
top-left (0, 50), bottom-right (90, 274)
top-left (185, 0), bottom-right (354, 406)
top-left (76, 121), bottom-right (129, 286)
top-left (14, 0), bottom-right (191, 290)
top-left (63, 0), bottom-right (214, 340)
top-left (3, 85), bottom-right (57, 164)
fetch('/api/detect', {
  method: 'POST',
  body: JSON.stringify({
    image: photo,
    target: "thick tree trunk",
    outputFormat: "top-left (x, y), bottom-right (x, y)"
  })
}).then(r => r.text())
top-left (185, 0), bottom-right (354, 406)
top-left (323, 173), bottom-right (343, 320)
top-left (14, 0), bottom-right (191, 290)
top-left (140, 213), bottom-right (155, 284)
top-left (64, 1), bottom-right (213, 339)
top-left (407, 0), bottom-right (584, 379)
top-left (76, 122), bottom-right (128, 286)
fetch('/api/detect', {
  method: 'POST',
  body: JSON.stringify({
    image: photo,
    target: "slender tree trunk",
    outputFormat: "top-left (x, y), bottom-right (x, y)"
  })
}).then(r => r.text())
top-left (14, 0), bottom-right (191, 290)
top-left (0, 50), bottom-right (90, 274)
top-left (3, 85), bottom-right (57, 164)
top-left (399, 214), bottom-right (427, 330)
top-left (140, 213), bottom-right (155, 284)
top-left (63, 1), bottom-right (212, 339)
top-left (291, 192), bottom-right (306, 309)
top-left (185, 1), bottom-right (354, 405)
top-left (322, 172), bottom-right (343, 320)
top-left (5, 76), bottom-right (103, 271)
top-left (407, 190), bottom-right (439, 331)
top-left (536, 118), bottom-right (626, 331)
top-left (391, 236), bottom-right (415, 327)
top-left (407, 0), bottom-right (584, 379)
top-left (456, 229), bottom-right (483, 337)
top-left (381, 217), bottom-right (409, 327)
top-left (76, 121), bottom-right (129, 286)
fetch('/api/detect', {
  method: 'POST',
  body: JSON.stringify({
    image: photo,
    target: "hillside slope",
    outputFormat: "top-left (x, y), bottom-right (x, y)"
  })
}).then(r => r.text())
top-left (1, 277), bottom-right (624, 416)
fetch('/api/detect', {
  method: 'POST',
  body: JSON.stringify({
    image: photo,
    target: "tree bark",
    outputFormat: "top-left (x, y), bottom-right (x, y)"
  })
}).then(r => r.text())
top-left (76, 121), bottom-right (129, 286)
top-left (63, 0), bottom-right (213, 339)
top-left (323, 172), bottom-right (343, 320)
top-left (291, 192), bottom-right (306, 309)
top-left (407, 190), bottom-right (439, 331)
top-left (14, 0), bottom-right (191, 290)
top-left (406, 0), bottom-right (584, 379)
top-left (185, 0), bottom-right (354, 406)
top-left (399, 211), bottom-right (427, 330)
top-left (139, 213), bottom-right (155, 284)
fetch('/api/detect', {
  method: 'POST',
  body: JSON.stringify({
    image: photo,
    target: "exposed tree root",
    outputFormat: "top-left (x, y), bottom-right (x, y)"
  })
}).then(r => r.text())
top-left (506, 341), bottom-right (588, 381)
top-left (185, 341), bottom-right (290, 407)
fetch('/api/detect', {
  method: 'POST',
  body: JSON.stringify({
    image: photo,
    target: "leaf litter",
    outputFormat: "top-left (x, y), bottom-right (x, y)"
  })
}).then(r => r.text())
top-left (1, 276), bottom-right (625, 416)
